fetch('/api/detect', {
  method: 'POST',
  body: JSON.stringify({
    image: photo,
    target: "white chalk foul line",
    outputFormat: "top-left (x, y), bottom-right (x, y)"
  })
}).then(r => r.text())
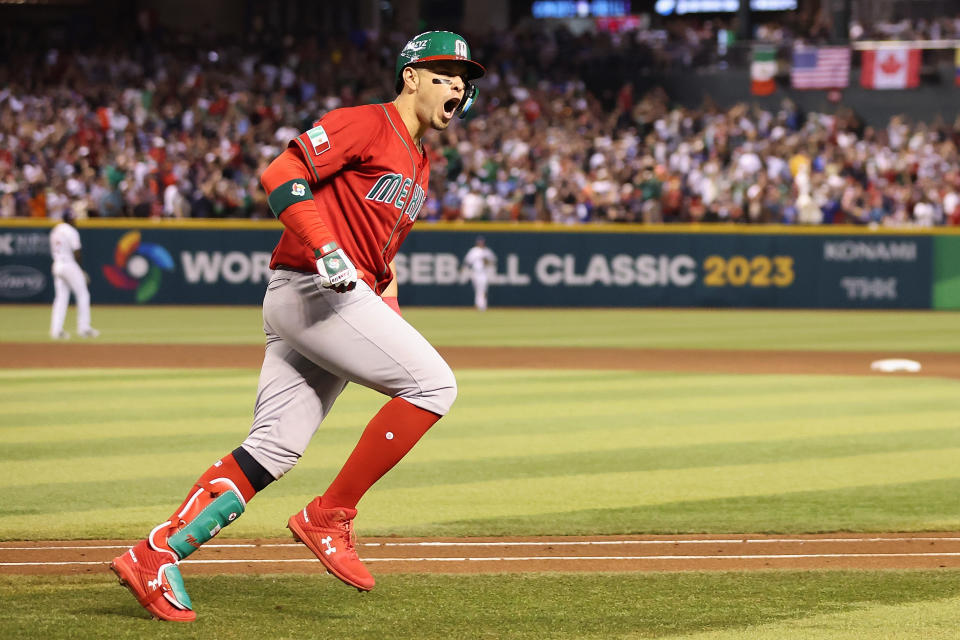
top-left (8, 552), bottom-right (960, 568)
top-left (6, 537), bottom-right (960, 552)
top-left (365, 537), bottom-right (960, 547)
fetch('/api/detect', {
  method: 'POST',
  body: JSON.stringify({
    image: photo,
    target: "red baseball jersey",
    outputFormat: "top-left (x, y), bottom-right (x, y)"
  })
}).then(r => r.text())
top-left (269, 102), bottom-right (430, 294)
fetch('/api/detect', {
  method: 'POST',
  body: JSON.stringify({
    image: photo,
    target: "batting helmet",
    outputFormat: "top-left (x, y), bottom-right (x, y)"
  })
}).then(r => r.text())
top-left (395, 31), bottom-right (485, 117)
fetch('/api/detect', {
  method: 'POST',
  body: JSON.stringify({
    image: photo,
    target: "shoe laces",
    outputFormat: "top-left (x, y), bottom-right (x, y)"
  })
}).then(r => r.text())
top-left (337, 518), bottom-right (357, 553)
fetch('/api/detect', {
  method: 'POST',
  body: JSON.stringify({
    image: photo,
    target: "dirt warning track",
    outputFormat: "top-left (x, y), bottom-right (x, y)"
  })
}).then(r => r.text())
top-left (3, 343), bottom-right (960, 379)
top-left (5, 534), bottom-right (960, 576)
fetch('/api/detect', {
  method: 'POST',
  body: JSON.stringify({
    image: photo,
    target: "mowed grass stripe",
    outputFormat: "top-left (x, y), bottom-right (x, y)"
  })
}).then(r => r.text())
top-left (7, 426), bottom-right (960, 528)
top-left (3, 404), bottom-right (250, 428)
top-left (7, 408), bottom-right (960, 466)
top-left (5, 367), bottom-right (955, 427)
top-left (407, 308), bottom-right (960, 351)
top-left (448, 370), bottom-right (957, 410)
top-left (372, 426), bottom-right (960, 489)
top-left (430, 477), bottom-right (960, 536)
top-left (13, 370), bottom-right (955, 422)
top-left (0, 370), bottom-right (257, 403)
top-left (7, 368), bottom-right (953, 436)
top-left (419, 409), bottom-right (960, 459)
top-left (2, 370), bottom-right (955, 473)
top-left (4, 447), bottom-right (960, 539)
top-left (5, 306), bottom-right (960, 351)
top-left (2, 305), bottom-right (263, 344)
top-left (0, 403), bottom-right (383, 444)
top-left (349, 447), bottom-right (960, 532)
top-left (672, 597), bottom-right (960, 640)
top-left (3, 385), bottom-right (957, 455)
top-left (457, 368), bottom-right (945, 393)
top-left (9, 422), bottom-right (960, 492)
top-left (8, 477), bottom-right (960, 540)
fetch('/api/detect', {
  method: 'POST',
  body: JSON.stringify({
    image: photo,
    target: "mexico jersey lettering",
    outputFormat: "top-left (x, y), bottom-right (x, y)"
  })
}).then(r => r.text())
top-left (365, 173), bottom-right (426, 221)
top-left (270, 102), bottom-right (430, 294)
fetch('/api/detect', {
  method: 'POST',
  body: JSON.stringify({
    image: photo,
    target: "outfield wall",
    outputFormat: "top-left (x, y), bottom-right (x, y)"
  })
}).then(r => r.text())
top-left (1, 220), bottom-right (958, 309)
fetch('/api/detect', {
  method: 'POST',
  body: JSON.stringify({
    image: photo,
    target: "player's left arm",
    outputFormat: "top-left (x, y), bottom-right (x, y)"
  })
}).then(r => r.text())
top-left (382, 260), bottom-right (401, 315)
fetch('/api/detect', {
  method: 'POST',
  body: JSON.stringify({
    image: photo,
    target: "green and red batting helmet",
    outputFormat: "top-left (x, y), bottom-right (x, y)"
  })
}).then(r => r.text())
top-left (394, 30), bottom-right (486, 93)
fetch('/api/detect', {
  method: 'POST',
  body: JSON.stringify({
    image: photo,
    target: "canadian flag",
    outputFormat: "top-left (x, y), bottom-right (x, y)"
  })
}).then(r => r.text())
top-left (861, 48), bottom-right (921, 89)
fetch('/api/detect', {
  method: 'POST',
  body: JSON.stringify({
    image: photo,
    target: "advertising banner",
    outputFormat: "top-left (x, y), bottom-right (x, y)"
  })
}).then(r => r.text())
top-left (0, 224), bottom-right (937, 309)
top-left (0, 225), bottom-right (282, 305)
top-left (396, 230), bottom-right (933, 309)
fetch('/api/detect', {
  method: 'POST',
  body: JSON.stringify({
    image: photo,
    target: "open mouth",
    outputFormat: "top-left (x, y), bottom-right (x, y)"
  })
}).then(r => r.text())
top-left (443, 98), bottom-right (460, 118)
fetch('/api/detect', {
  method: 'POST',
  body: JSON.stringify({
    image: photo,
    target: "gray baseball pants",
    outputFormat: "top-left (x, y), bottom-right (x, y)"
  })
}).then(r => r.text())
top-left (241, 269), bottom-right (457, 479)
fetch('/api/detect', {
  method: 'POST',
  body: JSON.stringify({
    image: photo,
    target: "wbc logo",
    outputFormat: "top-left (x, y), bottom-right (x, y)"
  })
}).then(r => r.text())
top-left (102, 231), bottom-right (174, 303)
top-left (291, 182), bottom-right (306, 197)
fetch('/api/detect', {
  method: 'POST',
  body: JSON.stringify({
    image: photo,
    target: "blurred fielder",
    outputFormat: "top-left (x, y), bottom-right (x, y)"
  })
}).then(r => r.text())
top-left (463, 235), bottom-right (496, 310)
top-left (111, 31), bottom-right (484, 622)
top-left (48, 211), bottom-right (98, 339)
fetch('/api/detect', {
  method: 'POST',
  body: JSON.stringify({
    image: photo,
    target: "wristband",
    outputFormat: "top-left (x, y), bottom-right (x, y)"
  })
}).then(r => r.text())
top-left (314, 242), bottom-right (340, 257)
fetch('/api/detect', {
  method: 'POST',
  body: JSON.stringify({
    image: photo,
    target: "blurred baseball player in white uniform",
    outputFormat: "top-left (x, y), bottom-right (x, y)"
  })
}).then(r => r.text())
top-left (463, 235), bottom-right (495, 311)
top-left (49, 212), bottom-right (99, 339)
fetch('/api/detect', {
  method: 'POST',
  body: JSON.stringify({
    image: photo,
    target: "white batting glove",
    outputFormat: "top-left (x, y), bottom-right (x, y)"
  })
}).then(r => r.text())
top-left (315, 242), bottom-right (358, 293)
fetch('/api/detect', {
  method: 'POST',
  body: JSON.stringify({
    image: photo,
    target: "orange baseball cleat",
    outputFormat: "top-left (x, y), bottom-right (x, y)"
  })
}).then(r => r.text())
top-left (288, 498), bottom-right (375, 591)
top-left (110, 536), bottom-right (196, 622)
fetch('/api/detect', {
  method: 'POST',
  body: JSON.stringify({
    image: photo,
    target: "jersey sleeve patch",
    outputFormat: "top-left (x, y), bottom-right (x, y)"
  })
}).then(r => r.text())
top-left (306, 125), bottom-right (331, 156)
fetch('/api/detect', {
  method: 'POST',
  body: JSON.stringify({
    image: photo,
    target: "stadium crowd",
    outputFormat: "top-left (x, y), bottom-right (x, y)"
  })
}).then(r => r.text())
top-left (1, 19), bottom-right (959, 226)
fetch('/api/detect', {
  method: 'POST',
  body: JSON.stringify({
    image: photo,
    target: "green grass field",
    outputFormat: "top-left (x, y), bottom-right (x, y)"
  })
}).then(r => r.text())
top-left (5, 571), bottom-right (960, 640)
top-left (4, 304), bottom-right (960, 351)
top-left (2, 305), bottom-right (959, 639)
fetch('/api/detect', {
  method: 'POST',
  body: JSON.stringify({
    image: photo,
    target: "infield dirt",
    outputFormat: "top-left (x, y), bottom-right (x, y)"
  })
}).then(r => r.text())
top-left (4, 342), bottom-right (960, 379)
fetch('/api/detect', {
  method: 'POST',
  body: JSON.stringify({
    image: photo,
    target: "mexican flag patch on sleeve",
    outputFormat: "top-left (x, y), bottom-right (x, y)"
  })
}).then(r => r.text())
top-left (306, 125), bottom-right (331, 156)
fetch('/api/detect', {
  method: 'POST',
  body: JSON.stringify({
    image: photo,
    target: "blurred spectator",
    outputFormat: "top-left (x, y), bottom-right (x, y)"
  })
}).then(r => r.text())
top-left (1, 17), bottom-right (959, 227)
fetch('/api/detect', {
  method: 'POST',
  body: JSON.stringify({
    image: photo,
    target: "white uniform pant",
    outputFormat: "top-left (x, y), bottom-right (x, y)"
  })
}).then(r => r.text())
top-left (50, 261), bottom-right (92, 336)
top-left (471, 273), bottom-right (489, 310)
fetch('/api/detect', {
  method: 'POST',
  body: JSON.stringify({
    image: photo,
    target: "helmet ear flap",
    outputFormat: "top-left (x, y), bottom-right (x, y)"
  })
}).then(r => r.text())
top-left (457, 84), bottom-right (478, 118)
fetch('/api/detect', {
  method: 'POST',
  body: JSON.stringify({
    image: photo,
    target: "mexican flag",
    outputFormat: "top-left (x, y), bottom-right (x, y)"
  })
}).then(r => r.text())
top-left (751, 46), bottom-right (777, 95)
top-left (861, 47), bottom-right (921, 89)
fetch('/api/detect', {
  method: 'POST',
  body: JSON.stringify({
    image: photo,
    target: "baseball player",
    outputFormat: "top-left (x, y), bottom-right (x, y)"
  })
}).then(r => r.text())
top-left (49, 211), bottom-right (99, 339)
top-left (110, 31), bottom-right (484, 622)
top-left (463, 235), bottom-right (496, 311)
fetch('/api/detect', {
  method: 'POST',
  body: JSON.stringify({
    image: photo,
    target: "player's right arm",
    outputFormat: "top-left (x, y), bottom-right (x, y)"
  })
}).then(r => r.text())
top-left (261, 149), bottom-right (336, 256)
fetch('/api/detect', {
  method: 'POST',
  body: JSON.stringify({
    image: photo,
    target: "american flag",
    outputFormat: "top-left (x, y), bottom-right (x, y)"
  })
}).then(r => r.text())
top-left (790, 46), bottom-right (851, 89)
